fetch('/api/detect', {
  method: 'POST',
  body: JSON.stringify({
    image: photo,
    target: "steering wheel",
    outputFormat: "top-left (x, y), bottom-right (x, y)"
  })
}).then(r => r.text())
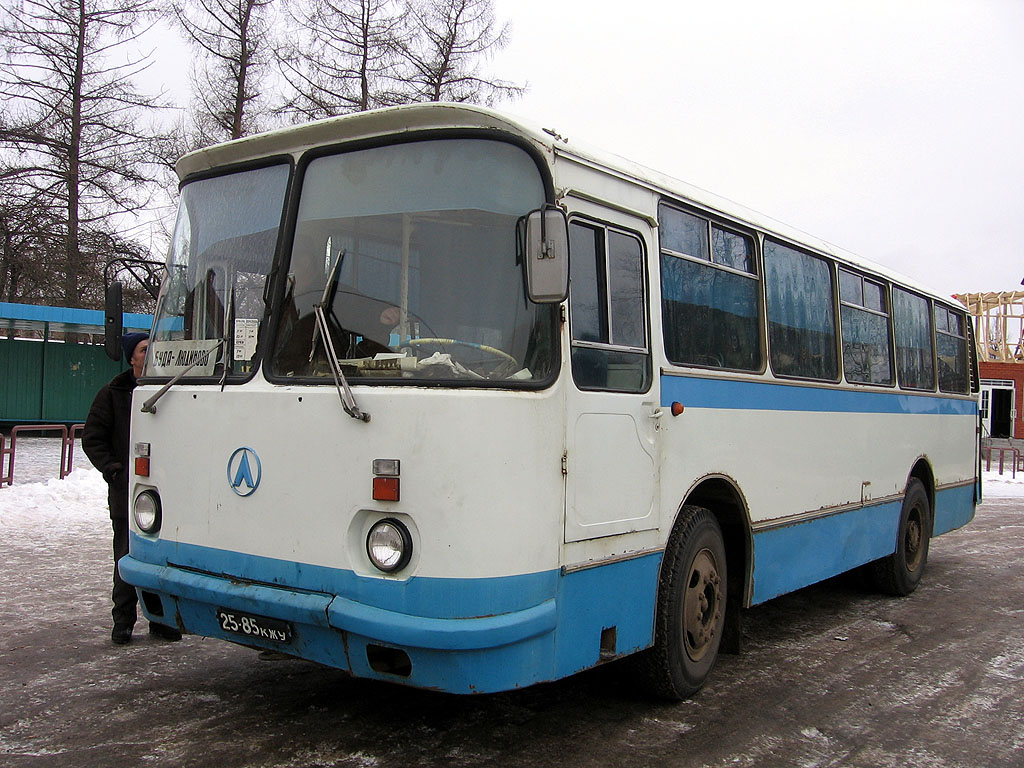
top-left (404, 337), bottom-right (519, 375)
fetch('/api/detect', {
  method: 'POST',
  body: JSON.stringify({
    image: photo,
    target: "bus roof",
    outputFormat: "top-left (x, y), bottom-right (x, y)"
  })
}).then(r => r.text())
top-left (177, 103), bottom-right (957, 308)
top-left (174, 103), bottom-right (550, 179)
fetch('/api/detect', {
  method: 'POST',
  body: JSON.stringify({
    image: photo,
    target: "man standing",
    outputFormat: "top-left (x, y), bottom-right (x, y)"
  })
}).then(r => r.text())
top-left (83, 332), bottom-right (182, 645)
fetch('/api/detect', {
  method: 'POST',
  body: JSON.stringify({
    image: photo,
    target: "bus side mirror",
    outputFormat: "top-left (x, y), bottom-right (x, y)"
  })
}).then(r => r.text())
top-left (524, 206), bottom-right (569, 303)
top-left (104, 280), bottom-right (124, 361)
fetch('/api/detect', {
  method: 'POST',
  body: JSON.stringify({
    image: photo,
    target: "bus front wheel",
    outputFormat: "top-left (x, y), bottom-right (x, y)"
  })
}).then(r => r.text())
top-left (637, 505), bottom-right (727, 700)
top-left (867, 477), bottom-right (931, 596)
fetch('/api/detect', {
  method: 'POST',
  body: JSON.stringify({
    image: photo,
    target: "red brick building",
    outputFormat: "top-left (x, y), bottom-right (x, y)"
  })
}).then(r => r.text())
top-left (978, 362), bottom-right (1024, 439)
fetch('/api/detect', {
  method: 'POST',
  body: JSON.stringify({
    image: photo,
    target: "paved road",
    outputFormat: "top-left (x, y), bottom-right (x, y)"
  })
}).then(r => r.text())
top-left (2, 498), bottom-right (1022, 768)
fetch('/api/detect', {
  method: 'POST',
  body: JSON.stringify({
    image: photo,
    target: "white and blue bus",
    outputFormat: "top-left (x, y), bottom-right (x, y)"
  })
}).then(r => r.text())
top-left (119, 104), bottom-right (979, 698)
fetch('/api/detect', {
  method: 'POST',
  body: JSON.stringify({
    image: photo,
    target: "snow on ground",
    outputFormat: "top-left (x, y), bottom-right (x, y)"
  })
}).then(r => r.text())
top-left (0, 438), bottom-right (108, 539)
top-left (0, 467), bottom-right (107, 530)
top-left (984, 472), bottom-right (1024, 498)
top-left (2, 437), bottom-right (1024, 539)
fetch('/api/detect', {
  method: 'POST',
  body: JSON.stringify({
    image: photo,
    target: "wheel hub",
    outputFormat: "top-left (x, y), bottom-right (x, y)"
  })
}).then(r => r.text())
top-left (683, 548), bottom-right (723, 661)
top-left (905, 509), bottom-right (924, 571)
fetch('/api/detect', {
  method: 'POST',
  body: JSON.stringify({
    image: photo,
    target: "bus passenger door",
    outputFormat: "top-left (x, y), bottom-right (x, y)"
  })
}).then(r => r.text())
top-left (564, 218), bottom-right (659, 542)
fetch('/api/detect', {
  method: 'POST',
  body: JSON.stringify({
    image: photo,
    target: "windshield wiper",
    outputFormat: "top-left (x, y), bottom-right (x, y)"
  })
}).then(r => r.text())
top-left (143, 284), bottom-right (235, 413)
top-left (144, 267), bottom-right (242, 415)
top-left (309, 248), bottom-right (344, 363)
top-left (313, 302), bottom-right (370, 423)
top-left (140, 338), bottom-right (225, 414)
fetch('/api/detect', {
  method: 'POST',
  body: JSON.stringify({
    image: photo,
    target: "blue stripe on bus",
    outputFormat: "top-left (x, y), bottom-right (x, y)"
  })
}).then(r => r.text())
top-left (127, 535), bottom-right (559, 619)
top-left (751, 484), bottom-right (976, 604)
top-left (661, 374), bottom-right (978, 415)
top-left (122, 536), bottom-right (661, 693)
top-left (933, 483), bottom-right (976, 536)
top-left (751, 501), bottom-right (901, 604)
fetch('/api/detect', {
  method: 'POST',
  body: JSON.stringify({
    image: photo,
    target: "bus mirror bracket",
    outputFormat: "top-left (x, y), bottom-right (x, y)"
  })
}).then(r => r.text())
top-left (524, 205), bottom-right (569, 304)
top-left (104, 280), bottom-right (124, 362)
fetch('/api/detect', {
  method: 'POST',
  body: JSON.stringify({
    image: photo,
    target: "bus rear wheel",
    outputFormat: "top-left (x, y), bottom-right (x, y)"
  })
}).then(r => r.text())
top-left (867, 477), bottom-right (931, 596)
top-left (637, 506), bottom-right (727, 700)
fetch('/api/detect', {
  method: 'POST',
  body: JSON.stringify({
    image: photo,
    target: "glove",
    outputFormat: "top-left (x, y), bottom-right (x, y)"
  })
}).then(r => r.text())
top-left (102, 462), bottom-right (123, 485)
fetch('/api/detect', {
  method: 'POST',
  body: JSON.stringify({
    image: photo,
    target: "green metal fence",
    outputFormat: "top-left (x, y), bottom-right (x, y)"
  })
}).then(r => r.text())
top-left (1, 302), bottom-right (152, 425)
top-left (0, 339), bottom-right (125, 423)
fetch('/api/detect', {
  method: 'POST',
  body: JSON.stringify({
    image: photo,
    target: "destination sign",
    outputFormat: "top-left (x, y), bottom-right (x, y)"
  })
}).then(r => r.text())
top-left (149, 339), bottom-right (222, 376)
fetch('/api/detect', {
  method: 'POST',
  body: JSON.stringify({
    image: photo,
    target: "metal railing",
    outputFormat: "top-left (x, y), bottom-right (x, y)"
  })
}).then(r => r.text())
top-left (0, 424), bottom-right (86, 488)
top-left (983, 445), bottom-right (1021, 478)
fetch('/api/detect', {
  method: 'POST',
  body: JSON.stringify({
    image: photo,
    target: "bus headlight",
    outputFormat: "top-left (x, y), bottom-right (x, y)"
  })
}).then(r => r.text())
top-left (366, 518), bottom-right (412, 573)
top-left (133, 490), bottom-right (162, 534)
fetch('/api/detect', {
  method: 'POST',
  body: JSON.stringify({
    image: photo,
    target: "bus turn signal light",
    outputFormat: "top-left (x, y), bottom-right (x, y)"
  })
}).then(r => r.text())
top-left (671, 402), bottom-right (685, 416)
top-left (373, 476), bottom-right (400, 501)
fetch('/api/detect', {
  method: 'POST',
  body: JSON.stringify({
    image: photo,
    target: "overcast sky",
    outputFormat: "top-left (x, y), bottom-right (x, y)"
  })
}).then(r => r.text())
top-left (144, 0), bottom-right (1022, 300)
top-left (487, 0), bottom-right (1024, 299)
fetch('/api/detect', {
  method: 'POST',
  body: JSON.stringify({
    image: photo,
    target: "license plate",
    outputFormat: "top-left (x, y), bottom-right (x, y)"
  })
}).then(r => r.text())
top-left (216, 609), bottom-right (292, 643)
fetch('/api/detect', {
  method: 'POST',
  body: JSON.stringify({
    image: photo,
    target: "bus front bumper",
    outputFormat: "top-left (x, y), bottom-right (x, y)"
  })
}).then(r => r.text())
top-left (118, 554), bottom-right (558, 693)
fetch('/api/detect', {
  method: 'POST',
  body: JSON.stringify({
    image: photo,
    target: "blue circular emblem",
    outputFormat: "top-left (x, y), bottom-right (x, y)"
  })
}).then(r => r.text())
top-left (227, 447), bottom-right (262, 497)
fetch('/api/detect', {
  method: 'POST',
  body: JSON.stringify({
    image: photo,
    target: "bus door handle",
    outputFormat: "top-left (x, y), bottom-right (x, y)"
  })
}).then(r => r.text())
top-left (648, 409), bottom-right (664, 432)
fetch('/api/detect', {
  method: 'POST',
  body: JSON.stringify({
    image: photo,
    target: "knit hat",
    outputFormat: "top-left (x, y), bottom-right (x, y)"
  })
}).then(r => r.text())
top-left (121, 332), bottom-right (149, 362)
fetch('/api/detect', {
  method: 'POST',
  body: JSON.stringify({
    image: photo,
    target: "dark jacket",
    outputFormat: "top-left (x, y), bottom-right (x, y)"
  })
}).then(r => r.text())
top-left (83, 369), bottom-right (137, 521)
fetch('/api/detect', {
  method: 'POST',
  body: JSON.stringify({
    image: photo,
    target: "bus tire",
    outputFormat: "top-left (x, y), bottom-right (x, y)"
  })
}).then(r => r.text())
top-left (867, 477), bottom-right (931, 596)
top-left (637, 505), bottom-right (727, 700)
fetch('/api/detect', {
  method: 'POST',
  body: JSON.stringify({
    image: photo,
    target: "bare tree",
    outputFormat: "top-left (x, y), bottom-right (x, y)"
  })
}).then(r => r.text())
top-left (398, 0), bottom-right (524, 105)
top-left (276, 0), bottom-right (405, 120)
top-left (274, 0), bottom-right (523, 119)
top-left (0, 186), bottom-right (61, 304)
top-left (0, 0), bottom-right (167, 309)
top-left (171, 0), bottom-right (278, 141)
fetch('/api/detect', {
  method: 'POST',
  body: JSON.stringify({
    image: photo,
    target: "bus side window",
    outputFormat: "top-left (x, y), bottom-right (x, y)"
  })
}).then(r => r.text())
top-left (658, 204), bottom-right (761, 371)
top-left (765, 239), bottom-right (838, 381)
top-left (893, 288), bottom-right (936, 391)
top-left (839, 269), bottom-right (894, 386)
top-left (935, 304), bottom-right (970, 394)
top-left (568, 221), bottom-right (650, 393)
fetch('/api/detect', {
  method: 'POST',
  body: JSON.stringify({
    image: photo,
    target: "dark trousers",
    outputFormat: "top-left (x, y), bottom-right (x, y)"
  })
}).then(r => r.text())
top-left (111, 517), bottom-right (138, 629)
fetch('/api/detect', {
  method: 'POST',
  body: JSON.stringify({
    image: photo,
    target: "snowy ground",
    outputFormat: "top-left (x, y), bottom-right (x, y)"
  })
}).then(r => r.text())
top-left (0, 438), bottom-right (108, 538)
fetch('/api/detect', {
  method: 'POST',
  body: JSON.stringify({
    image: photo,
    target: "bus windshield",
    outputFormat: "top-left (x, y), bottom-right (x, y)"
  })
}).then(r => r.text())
top-left (147, 163), bottom-right (289, 379)
top-left (269, 139), bottom-right (555, 384)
